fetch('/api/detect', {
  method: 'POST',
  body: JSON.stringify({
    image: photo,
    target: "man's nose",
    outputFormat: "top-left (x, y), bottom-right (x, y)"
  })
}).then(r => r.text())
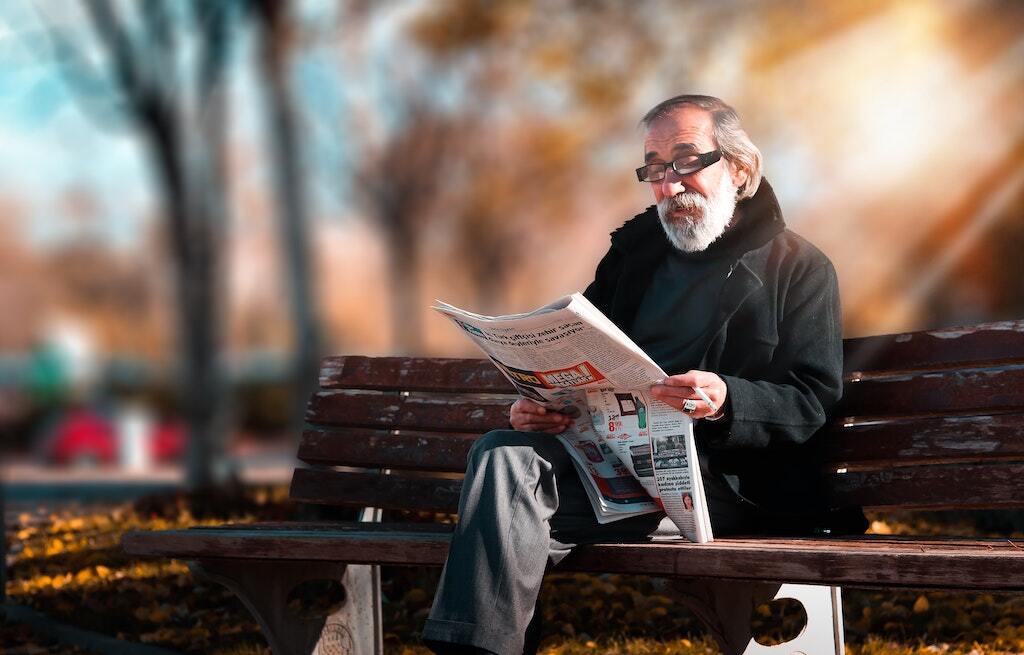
top-left (660, 169), bottom-right (686, 197)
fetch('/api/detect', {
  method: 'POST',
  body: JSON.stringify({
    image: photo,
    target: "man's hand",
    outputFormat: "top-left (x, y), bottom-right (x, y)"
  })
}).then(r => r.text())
top-left (510, 398), bottom-right (572, 434)
top-left (650, 370), bottom-right (727, 420)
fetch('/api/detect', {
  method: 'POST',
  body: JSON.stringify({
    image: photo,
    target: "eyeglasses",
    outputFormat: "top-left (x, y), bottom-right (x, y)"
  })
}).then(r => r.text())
top-left (635, 149), bottom-right (722, 183)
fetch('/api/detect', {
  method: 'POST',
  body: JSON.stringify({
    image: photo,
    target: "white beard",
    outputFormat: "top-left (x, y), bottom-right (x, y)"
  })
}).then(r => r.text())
top-left (656, 174), bottom-right (738, 253)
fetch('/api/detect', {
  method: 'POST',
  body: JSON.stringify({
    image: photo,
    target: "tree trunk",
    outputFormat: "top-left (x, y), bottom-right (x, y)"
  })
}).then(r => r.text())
top-left (256, 0), bottom-right (323, 445)
top-left (67, 0), bottom-right (235, 490)
top-left (387, 223), bottom-right (421, 354)
top-left (144, 115), bottom-right (228, 490)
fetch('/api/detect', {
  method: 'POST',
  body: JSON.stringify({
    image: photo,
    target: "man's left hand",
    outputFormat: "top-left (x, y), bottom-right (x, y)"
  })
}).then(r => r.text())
top-left (650, 370), bottom-right (727, 420)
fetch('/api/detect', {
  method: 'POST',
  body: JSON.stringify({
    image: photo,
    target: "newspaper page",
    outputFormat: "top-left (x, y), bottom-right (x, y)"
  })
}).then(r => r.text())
top-left (433, 293), bottom-right (714, 543)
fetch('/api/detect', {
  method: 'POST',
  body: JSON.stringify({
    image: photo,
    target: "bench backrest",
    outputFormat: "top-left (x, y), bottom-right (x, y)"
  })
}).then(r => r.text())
top-left (294, 320), bottom-right (1024, 515)
top-left (823, 320), bottom-right (1024, 510)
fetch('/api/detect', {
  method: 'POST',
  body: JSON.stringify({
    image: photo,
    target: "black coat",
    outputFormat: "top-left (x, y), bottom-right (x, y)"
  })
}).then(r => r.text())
top-left (584, 180), bottom-right (866, 534)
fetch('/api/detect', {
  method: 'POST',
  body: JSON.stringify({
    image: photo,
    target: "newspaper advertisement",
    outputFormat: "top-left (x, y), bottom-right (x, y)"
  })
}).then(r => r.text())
top-left (433, 293), bottom-right (713, 543)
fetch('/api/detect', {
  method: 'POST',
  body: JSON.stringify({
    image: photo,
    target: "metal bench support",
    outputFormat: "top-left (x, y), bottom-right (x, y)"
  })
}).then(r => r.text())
top-left (742, 584), bottom-right (844, 655)
top-left (190, 557), bottom-right (382, 655)
top-left (190, 505), bottom-right (385, 655)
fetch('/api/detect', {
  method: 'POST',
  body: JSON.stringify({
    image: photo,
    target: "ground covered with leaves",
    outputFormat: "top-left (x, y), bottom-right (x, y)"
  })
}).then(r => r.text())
top-left (4, 489), bottom-right (1024, 654)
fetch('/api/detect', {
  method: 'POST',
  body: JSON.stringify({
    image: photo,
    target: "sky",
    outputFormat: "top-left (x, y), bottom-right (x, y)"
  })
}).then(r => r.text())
top-left (0, 2), bottom-right (157, 249)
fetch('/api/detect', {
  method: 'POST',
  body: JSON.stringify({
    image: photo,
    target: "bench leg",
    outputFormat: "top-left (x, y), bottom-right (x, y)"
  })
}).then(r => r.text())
top-left (190, 559), bottom-right (383, 655)
top-left (741, 584), bottom-right (844, 655)
top-left (666, 580), bottom-right (843, 655)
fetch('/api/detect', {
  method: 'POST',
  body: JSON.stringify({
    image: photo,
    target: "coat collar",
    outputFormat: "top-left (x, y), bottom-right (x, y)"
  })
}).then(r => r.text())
top-left (602, 178), bottom-right (786, 332)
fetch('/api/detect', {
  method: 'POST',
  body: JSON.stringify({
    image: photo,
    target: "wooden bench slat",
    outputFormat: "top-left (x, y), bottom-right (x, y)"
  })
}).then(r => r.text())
top-left (180, 523), bottom-right (1012, 549)
top-left (309, 368), bottom-right (1024, 434)
top-left (843, 320), bottom-right (1024, 374)
top-left (825, 461), bottom-right (1024, 510)
top-left (319, 356), bottom-right (513, 393)
top-left (837, 366), bottom-right (1024, 418)
top-left (298, 413), bottom-right (1024, 472)
top-left (121, 527), bottom-right (1024, 591)
top-left (188, 521), bottom-right (457, 533)
top-left (817, 413), bottom-right (1024, 468)
top-left (308, 369), bottom-right (1024, 429)
top-left (306, 391), bottom-right (512, 432)
top-left (315, 322), bottom-right (1024, 395)
top-left (297, 428), bottom-right (475, 471)
top-left (289, 467), bottom-right (463, 513)
top-left (293, 457), bottom-right (1024, 514)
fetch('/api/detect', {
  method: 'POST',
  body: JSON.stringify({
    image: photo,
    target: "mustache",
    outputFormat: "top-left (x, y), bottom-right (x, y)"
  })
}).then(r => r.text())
top-left (660, 192), bottom-right (708, 213)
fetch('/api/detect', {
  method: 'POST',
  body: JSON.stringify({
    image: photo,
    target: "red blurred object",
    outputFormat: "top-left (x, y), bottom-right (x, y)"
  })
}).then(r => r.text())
top-left (49, 408), bottom-right (116, 466)
top-left (151, 420), bottom-right (186, 462)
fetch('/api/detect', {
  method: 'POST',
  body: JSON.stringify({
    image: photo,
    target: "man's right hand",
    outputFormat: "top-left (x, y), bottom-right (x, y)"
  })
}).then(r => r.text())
top-left (509, 398), bottom-right (572, 434)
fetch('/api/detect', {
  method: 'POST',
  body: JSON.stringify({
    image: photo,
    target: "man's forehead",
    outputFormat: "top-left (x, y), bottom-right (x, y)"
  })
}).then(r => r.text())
top-left (643, 107), bottom-right (715, 159)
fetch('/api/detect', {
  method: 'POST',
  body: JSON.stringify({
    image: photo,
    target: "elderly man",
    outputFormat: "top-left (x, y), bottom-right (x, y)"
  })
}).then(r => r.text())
top-left (422, 95), bottom-right (865, 655)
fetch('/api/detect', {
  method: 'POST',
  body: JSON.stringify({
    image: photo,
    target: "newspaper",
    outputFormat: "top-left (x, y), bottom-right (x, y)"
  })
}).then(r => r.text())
top-left (433, 293), bottom-right (713, 543)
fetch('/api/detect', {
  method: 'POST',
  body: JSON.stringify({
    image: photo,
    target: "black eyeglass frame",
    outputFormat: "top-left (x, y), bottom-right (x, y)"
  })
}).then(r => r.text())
top-left (635, 149), bottom-right (723, 183)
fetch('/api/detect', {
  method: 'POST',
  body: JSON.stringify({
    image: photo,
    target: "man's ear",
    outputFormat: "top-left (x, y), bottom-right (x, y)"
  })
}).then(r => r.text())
top-left (728, 161), bottom-right (748, 192)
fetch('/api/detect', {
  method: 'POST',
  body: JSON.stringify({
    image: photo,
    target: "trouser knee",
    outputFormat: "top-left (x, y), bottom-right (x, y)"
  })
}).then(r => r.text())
top-left (468, 429), bottom-right (565, 472)
top-left (469, 429), bottom-right (525, 460)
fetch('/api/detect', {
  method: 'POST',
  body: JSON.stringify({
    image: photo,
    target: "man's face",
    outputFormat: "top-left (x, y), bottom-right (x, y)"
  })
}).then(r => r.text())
top-left (643, 106), bottom-right (748, 252)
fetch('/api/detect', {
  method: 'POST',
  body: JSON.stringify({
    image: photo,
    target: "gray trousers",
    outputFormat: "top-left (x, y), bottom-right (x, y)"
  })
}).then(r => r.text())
top-left (422, 430), bottom-right (777, 655)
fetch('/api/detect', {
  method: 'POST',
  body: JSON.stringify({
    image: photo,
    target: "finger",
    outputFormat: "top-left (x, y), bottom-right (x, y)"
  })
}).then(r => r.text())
top-left (513, 404), bottom-right (550, 418)
top-left (670, 370), bottom-right (720, 390)
top-left (516, 415), bottom-right (569, 429)
top-left (661, 396), bottom-right (714, 417)
top-left (684, 369), bottom-right (721, 389)
top-left (514, 409), bottom-right (569, 423)
top-left (662, 372), bottom-right (699, 388)
top-left (690, 406), bottom-right (713, 419)
top-left (650, 385), bottom-right (694, 400)
top-left (654, 386), bottom-right (704, 399)
top-left (651, 394), bottom-right (687, 412)
top-left (518, 398), bottom-right (551, 409)
top-left (519, 421), bottom-right (566, 433)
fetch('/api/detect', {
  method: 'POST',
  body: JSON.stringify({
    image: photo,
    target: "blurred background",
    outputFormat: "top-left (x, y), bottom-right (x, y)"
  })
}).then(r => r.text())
top-left (1, 0), bottom-right (1022, 490)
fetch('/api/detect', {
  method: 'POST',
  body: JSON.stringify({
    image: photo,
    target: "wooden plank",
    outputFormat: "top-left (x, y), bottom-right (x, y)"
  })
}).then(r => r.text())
top-left (837, 366), bottom-right (1024, 418)
top-left (817, 413), bottom-right (1024, 468)
top-left (122, 527), bottom-right (1024, 591)
top-left (844, 320), bottom-right (1024, 374)
top-left (824, 461), bottom-right (1024, 510)
top-left (306, 390), bottom-right (512, 432)
top-left (289, 467), bottom-right (463, 513)
top-left (297, 428), bottom-right (476, 471)
top-left (584, 541), bottom-right (1024, 591)
top-left (290, 459), bottom-right (1024, 515)
top-left (317, 323), bottom-right (1024, 391)
top-left (191, 521), bottom-right (458, 533)
top-left (124, 526), bottom-right (453, 565)
top-left (319, 356), bottom-right (513, 393)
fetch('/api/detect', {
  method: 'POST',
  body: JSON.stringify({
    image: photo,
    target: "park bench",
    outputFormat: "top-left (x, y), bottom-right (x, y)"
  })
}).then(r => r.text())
top-left (123, 318), bottom-right (1024, 655)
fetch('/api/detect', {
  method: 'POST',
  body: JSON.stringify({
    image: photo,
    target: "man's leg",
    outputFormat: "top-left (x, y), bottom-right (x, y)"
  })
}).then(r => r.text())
top-left (662, 578), bottom-right (780, 655)
top-left (422, 430), bottom-right (569, 655)
top-left (422, 429), bottom-right (661, 655)
top-left (646, 494), bottom-right (779, 655)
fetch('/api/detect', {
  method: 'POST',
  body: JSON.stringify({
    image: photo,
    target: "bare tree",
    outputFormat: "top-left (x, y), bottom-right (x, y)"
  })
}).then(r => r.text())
top-left (354, 98), bottom-right (455, 353)
top-left (46, 1), bottom-right (237, 488)
top-left (249, 0), bottom-right (323, 442)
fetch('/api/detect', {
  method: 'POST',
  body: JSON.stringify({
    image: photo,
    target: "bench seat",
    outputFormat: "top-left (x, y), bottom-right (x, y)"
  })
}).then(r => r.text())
top-left (123, 522), bottom-right (1024, 592)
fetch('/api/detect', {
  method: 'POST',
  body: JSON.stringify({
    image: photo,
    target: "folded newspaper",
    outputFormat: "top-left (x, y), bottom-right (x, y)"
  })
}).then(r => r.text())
top-left (433, 293), bottom-right (713, 543)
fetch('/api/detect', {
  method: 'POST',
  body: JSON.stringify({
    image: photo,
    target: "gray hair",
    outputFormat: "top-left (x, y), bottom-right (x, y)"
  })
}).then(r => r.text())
top-left (640, 95), bottom-right (762, 200)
